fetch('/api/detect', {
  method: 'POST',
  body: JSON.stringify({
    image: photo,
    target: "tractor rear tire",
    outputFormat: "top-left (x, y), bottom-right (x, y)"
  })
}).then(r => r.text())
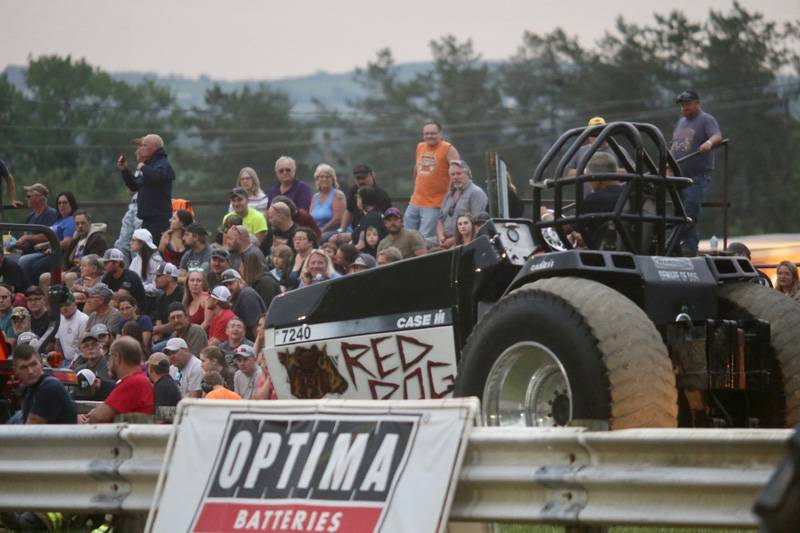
top-left (456, 277), bottom-right (678, 429)
top-left (719, 282), bottom-right (800, 427)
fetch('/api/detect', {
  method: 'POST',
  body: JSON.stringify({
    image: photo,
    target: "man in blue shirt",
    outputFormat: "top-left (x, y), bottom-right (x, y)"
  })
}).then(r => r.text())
top-left (670, 90), bottom-right (723, 256)
top-left (12, 183), bottom-right (57, 255)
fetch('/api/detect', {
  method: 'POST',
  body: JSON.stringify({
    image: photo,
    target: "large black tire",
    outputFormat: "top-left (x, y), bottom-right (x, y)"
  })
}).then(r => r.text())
top-left (719, 282), bottom-right (800, 427)
top-left (456, 277), bottom-right (678, 429)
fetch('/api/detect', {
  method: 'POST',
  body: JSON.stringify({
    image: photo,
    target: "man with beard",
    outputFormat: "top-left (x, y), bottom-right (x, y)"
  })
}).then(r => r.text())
top-left (64, 210), bottom-right (108, 270)
top-left (377, 207), bottom-right (427, 258)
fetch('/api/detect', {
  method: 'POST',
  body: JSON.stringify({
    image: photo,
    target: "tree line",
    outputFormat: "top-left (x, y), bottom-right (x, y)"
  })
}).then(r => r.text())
top-left (1, 2), bottom-right (798, 236)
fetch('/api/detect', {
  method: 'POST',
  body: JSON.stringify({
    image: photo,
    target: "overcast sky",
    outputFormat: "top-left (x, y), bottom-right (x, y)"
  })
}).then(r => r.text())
top-left (3, 0), bottom-right (798, 80)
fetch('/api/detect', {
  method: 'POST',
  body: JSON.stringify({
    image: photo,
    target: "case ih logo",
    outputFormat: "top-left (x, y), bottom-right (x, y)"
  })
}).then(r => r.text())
top-left (191, 415), bottom-right (415, 533)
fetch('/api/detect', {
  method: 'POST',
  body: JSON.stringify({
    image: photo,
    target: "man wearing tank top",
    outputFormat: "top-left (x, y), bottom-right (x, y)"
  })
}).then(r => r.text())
top-left (405, 121), bottom-right (460, 241)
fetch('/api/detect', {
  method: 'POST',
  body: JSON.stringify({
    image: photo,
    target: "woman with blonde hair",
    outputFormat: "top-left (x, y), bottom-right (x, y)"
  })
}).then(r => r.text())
top-left (183, 268), bottom-right (210, 326)
top-left (299, 249), bottom-right (340, 288)
top-left (775, 260), bottom-right (800, 301)
top-left (229, 167), bottom-right (269, 212)
top-left (310, 164), bottom-right (347, 240)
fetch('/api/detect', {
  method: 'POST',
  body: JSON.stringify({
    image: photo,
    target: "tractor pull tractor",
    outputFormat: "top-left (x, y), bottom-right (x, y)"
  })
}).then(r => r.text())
top-left (264, 121), bottom-right (800, 430)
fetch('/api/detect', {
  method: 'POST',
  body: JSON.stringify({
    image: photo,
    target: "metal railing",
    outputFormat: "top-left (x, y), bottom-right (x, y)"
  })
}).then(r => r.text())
top-left (0, 424), bottom-right (789, 529)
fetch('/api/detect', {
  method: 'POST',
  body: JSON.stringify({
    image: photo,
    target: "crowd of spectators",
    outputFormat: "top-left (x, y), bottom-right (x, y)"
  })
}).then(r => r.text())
top-left (0, 121), bottom-right (491, 429)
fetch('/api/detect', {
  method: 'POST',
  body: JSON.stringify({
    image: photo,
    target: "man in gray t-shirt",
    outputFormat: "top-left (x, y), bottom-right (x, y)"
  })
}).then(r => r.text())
top-left (670, 90), bottom-right (722, 255)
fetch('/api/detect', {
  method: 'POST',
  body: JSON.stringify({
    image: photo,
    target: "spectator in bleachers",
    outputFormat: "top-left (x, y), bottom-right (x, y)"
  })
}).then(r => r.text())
top-left (72, 254), bottom-right (104, 307)
top-left (261, 201), bottom-right (297, 256)
top-left (321, 241), bottom-right (337, 262)
top-left (775, 260), bottom-right (800, 302)
top-left (65, 210), bottom-right (107, 271)
top-left (217, 316), bottom-right (253, 363)
top-left (436, 160), bottom-right (488, 249)
top-left (227, 225), bottom-right (266, 272)
top-left (182, 269), bottom-right (210, 327)
top-left (333, 243), bottom-right (359, 275)
top-left (218, 269), bottom-right (266, 340)
top-left (232, 344), bottom-right (264, 400)
top-left (377, 246), bottom-right (403, 266)
top-left (151, 263), bottom-right (183, 343)
top-left (299, 249), bottom-right (340, 287)
top-left (90, 323), bottom-right (113, 356)
top-left (24, 286), bottom-right (48, 338)
top-left (207, 247), bottom-right (231, 289)
top-left (83, 337), bottom-right (154, 422)
top-left (350, 253), bottom-right (376, 274)
top-left (147, 352), bottom-right (182, 409)
top-left (377, 207), bottom-right (426, 259)
top-left (0, 248), bottom-right (25, 294)
top-left (14, 343), bottom-right (77, 424)
top-left (340, 164), bottom-right (392, 236)
top-left (206, 286), bottom-right (235, 345)
top-left (216, 213), bottom-right (242, 247)
top-left (10, 307), bottom-right (30, 338)
top-left (117, 133), bottom-right (175, 245)
top-left (164, 337), bottom-right (203, 399)
top-left (273, 195), bottom-right (321, 241)
top-left (290, 227), bottom-right (318, 284)
top-left (268, 156), bottom-right (312, 211)
top-left (725, 242), bottom-right (771, 287)
top-left (351, 187), bottom-right (387, 250)
top-left (70, 330), bottom-right (112, 384)
top-left (166, 302), bottom-right (208, 356)
top-left (158, 209), bottom-right (193, 267)
top-left (178, 223), bottom-right (211, 273)
top-left (17, 183), bottom-right (57, 251)
top-left (310, 164), bottom-right (347, 241)
top-left (84, 284), bottom-right (122, 333)
top-left (74, 368), bottom-right (114, 401)
top-left (361, 226), bottom-right (381, 257)
top-left (231, 167), bottom-right (269, 213)
top-left (121, 321), bottom-right (148, 360)
top-left (454, 214), bottom-right (477, 246)
top-left (200, 345), bottom-right (235, 389)
top-left (101, 248), bottom-right (145, 305)
top-left (56, 290), bottom-right (87, 366)
top-left (202, 370), bottom-right (242, 400)
top-left (116, 295), bottom-right (153, 348)
top-left (240, 251), bottom-right (281, 310)
top-left (268, 244), bottom-right (294, 291)
top-left (224, 187), bottom-right (268, 244)
top-left (129, 228), bottom-right (163, 296)
top-left (20, 191), bottom-right (78, 283)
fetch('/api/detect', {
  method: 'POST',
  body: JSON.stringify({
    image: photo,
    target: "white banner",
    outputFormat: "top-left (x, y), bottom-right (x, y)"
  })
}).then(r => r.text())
top-left (147, 399), bottom-right (478, 533)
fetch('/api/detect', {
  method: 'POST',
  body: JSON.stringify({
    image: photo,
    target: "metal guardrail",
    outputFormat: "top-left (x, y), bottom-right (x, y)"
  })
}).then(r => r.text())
top-left (0, 424), bottom-right (789, 529)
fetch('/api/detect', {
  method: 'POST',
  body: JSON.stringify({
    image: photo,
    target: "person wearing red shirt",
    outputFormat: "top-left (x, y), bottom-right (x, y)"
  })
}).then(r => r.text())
top-left (82, 337), bottom-right (154, 423)
top-left (206, 285), bottom-right (235, 345)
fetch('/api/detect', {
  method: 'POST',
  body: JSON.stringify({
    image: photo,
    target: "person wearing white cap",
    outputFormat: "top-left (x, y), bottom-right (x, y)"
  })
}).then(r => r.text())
top-left (206, 285), bottom-right (235, 346)
top-left (163, 336), bottom-right (203, 398)
top-left (232, 344), bottom-right (263, 400)
top-left (55, 290), bottom-right (88, 365)
top-left (129, 228), bottom-right (164, 296)
top-left (74, 368), bottom-right (114, 401)
top-left (152, 262), bottom-right (184, 342)
top-left (101, 248), bottom-right (146, 305)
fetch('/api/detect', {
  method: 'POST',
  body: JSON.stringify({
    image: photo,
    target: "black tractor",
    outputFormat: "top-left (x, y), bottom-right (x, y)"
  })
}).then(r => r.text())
top-left (263, 121), bottom-right (800, 430)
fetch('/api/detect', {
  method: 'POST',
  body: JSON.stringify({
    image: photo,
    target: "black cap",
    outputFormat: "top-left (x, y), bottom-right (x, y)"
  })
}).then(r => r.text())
top-left (211, 248), bottom-right (230, 260)
top-left (25, 286), bottom-right (44, 297)
top-left (230, 187), bottom-right (248, 199)
top-left (352, 164), bottom-right (372, 177)
top-left (676, 90), bottom-right (700, 103)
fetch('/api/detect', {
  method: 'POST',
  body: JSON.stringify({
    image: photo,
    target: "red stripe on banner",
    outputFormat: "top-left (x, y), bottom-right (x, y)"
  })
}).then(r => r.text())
top-left (193, 502), bottom-right (383, 533)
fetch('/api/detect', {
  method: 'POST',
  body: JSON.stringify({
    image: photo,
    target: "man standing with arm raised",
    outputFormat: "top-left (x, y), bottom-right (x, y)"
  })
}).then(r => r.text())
top-left (117, 134), bottom-right (174, 246)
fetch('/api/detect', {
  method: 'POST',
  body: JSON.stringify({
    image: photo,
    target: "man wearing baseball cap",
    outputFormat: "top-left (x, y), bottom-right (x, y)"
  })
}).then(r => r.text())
top-left (84, 283), bottom-right (122, 334)
top-left (101, 247), bottom-right (146, 305)
top-left (55, 290), bottom-right (88, 365)
top-left (218, 268), bottom-right (266, 340)
top-left (163, 336), bottom-right (203, 398)
top-left (152, 262), bottom-right (183, 342)
top-left (178, 223), bottom-right (212, 273)
top-left (339, 164), bottom-right (392, 235)
top-left (223, 187), bottom-right (268, 243)
top-left (232, 344), bottom-right (263, 400)
top-left (564, 117), bottom-right (630, 184)
top-left (670, 90), bottom-right (723, 256)
top-left (147, 352), bottom-right (182, 409)
top-left (13, 183), bottom-right (57, 257)
top-left (206, 285), bottom-right (235, 345)
top-left (377, 207), bottom-right (427, 259)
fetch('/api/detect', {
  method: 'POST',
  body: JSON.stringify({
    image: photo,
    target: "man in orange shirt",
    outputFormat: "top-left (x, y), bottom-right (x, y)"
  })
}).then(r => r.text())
top-left (202, 371), bottom-right (241, 400)
top-left (406, 121), bottom-right (460, 240)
